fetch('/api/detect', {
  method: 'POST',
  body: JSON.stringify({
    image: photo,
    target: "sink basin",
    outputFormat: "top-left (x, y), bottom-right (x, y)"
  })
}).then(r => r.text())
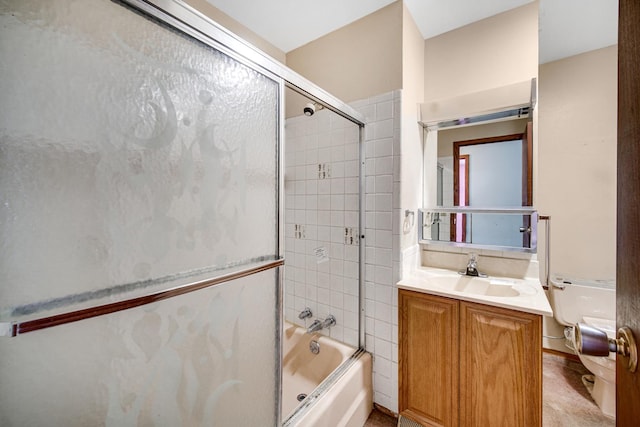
top-left (483, 284), bottom-right (520, 297)
top-left (421, 274), bottom-right (529, 298)
top-left (399, 267), bottom-right (552, 316)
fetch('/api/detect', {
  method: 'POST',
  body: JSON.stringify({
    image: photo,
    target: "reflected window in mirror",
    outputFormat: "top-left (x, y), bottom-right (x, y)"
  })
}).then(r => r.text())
top-left (441, 125), bottom-right (533, 247)
top-left (422, 106), bottom-right (536, 251)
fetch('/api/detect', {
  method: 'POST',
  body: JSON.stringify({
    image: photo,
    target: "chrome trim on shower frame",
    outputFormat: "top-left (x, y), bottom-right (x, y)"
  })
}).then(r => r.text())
top-left (275, 79), bottom-right (286, 425)
top-left (358, 115), bottom-right (367, 350)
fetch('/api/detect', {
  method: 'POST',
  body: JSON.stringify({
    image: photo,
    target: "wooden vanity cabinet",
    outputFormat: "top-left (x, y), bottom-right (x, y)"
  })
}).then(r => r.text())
top-left (399, 291), bottom-right (459, 426)
top-left (399, 289), bottom-right (542, 427)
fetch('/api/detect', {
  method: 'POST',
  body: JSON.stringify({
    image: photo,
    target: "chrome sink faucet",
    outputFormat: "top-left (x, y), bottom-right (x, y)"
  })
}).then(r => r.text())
top-left (459, 253), bottom-right (487, 277)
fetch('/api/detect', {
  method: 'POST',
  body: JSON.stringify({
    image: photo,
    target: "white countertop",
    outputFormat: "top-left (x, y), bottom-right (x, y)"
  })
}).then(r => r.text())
top-left (397, 266), bottom-right (553, 316)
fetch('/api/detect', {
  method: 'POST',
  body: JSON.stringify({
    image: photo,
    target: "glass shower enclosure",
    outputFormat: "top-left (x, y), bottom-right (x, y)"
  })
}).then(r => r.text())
top-left (0, 0), bottom-right (365, 425)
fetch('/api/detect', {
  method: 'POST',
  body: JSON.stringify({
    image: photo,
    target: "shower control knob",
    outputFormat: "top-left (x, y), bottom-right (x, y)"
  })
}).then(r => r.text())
top-left (298, 307), bottom-right (313, 320)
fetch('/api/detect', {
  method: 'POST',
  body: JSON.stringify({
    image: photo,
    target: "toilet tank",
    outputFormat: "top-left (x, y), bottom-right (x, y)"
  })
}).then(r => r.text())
top-left (548, 276), bottom-right (616, 326)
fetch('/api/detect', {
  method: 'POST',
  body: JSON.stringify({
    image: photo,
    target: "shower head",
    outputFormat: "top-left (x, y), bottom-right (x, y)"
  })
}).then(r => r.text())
top-left (303, 102), bottom-right (324, 117)
top-left (303, 102), bottom-right (316, 116)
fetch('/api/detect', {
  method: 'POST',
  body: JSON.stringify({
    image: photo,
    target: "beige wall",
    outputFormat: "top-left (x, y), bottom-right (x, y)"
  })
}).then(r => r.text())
top-left (286, 1), bottom-right (403, 106)
top-left (424, 1), bottom-right (538, 102)
top-left (183, 0), bottom-right (286, 63)
top-left (400, 3), bottom-right (425, 251)
top-left (538, 45), bottom-right (617, 280)
top-left (283, 1), bottom-right (425, 252)
top-left (420, 2), bottom-right (539, 279)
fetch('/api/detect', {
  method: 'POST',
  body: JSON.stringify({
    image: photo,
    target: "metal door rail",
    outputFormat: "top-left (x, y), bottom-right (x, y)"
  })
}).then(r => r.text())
top-left (2, 258), bottom-right (284, 337)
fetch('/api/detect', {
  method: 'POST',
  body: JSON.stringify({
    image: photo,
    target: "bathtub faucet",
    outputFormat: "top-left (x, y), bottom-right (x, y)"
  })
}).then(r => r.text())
top-left (306, 319), bottom-right (324, 334)
top-left (322, 315), bottom-right (336, 329)
top-left (459, 253), bottom-right (487, 277)
top-left (306, 315), bottom-right (337, 334)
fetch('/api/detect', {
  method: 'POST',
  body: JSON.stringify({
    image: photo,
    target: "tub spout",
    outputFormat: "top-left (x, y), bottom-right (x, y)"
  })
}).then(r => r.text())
top-left (307, 319), bottom-right (323, 334)
top-left (306, 315), bottom-right (337, 334)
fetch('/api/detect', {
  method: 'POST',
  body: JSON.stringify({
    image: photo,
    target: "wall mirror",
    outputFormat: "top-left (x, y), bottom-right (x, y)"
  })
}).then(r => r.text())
top-left (419, 79), bottom-right (537, 252)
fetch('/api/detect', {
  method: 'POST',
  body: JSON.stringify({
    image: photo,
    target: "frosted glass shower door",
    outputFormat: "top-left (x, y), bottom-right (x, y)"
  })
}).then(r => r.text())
top-left (0, 0), bottom-right (282, 425)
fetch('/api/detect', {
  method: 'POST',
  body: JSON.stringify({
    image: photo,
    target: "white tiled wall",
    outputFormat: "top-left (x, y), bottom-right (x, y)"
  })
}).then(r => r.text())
top-left (352, 90), bottom-right (402, 413)
top-left (284, 90), bottom-right (402, 413)
top-left (284, 110), bottom-right (361, 348)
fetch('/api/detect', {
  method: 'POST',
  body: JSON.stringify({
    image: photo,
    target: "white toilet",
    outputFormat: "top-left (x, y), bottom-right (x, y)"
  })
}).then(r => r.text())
top-left (548, 276), bottom-right (616, 418)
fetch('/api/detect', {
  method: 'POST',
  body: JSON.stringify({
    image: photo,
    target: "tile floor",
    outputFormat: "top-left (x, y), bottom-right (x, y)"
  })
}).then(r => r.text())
top-left (363, 352), bottom-right (615, 427)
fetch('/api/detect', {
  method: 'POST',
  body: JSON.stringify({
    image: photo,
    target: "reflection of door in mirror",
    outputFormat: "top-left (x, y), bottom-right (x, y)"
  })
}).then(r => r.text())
top-left (432, 164), bottom-right (445, 240)
top-left (452, 155), bottom-right (469, 242)
top-left (450, 123), bottom-right (532, 246)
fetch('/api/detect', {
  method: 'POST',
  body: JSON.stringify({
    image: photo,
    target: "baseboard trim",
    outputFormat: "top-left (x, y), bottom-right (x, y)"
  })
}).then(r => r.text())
top-left (543, 347), bottom-right (580, 362)
top-left (373, 403), bottom-right (398, 419)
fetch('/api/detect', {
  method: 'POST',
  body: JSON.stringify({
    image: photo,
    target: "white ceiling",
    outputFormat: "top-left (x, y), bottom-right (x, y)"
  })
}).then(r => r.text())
top-left (405, 0), bottom-right (533, 40)
top-left (204, 0), bottom-right (618, 62)
top-left (204, 0), bottom-right (397, 53)
top-left (539, 0), bottom-right (618, 64)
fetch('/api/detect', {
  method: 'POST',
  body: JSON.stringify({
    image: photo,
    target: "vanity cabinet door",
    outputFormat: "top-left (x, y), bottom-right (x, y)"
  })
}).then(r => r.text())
top-left (399, 290), bottom-right (459, 427)
top-left (459, 302), bottom-right (542, 427)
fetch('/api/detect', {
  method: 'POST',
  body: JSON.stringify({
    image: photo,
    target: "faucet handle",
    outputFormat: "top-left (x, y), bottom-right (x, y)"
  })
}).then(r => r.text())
top-left (322, 315), bottom-right (336, 328)
top-left (298, 307), bottom-right (313, 320)
top-left (468, 252), bottom-right (478, 264)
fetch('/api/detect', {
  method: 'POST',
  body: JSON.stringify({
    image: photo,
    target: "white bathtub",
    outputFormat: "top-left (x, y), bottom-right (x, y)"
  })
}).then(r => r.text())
top-left (282, 322), bottom-right (372, 427)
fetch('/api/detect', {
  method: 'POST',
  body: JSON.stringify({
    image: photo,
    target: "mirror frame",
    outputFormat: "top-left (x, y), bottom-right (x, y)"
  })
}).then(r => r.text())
top-left (419, 78), bottom-right (537, 253)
